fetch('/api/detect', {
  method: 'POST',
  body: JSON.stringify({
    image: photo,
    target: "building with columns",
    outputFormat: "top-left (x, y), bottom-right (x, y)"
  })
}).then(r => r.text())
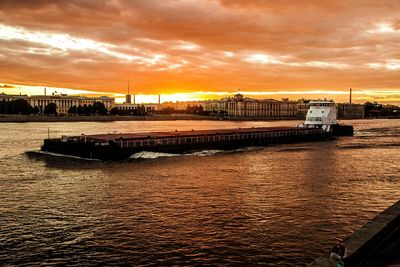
top-left (30, 95), bottom-right (80, 114)
top-left (29, 94), bottom-right (114, 115)
top-left (204, 93), bottom-right (365, 119)
top-left (204, 93), bottom-right (298, 118)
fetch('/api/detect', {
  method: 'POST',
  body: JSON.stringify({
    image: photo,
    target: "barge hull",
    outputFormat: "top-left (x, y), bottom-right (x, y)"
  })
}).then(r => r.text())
top-left (41, 127), bottom-right (329, 161)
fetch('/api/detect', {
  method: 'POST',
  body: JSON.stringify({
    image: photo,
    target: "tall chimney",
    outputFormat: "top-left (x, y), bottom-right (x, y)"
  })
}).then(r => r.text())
top-left (133, 94), bottom-right (136, 104)
top-left (158, 94), bottom-right (161, 104)
top-left (349, 88), bottom-right (352, 103)
top-left (44, 87), bottom-right (46, 96)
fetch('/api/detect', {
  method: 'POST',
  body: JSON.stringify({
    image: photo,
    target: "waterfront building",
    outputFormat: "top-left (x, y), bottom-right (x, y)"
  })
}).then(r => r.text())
top-left (297, 99), bottom-right (311, 118)
top-left (297, 100), bottom-right (365, 119)
top-left (79, 96), bottom-right (114, 110)
top-left (337, 103), bottom-right (365, 119)
top-left (203, 93), bottom-right (366, 119)
top-left (30, 94), bottom-right (80, 115)
top-left (112, 103), bottom-right (157, 114)
top-left (112, 94), bottom-right (158, 114)
top-left (110, 91), bottom-right (158, 114)
top-left (0, 93), bottom-right (29, 102)
top-left (204, 93), bottom-right (298, 118)
top-left (158, 101), bottom-right (205, 111)
top-left (29, 94), bottom-right (114, 115)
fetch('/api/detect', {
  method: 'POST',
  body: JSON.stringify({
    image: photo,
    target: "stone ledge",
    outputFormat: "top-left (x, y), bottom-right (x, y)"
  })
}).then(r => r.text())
top-left (309, 200), bottom-right (400, 267)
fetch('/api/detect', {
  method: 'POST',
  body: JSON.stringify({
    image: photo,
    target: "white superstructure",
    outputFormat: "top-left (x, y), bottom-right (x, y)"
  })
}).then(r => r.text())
top-left (299, 100), bottom-right (337, 132)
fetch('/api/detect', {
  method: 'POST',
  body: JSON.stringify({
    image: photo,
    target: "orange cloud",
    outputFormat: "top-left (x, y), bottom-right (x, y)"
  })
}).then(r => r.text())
top-left (0, 0), bottom-right (399, 104)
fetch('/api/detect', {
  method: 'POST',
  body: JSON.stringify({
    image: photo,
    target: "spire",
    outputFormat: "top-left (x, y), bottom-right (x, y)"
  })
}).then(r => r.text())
top-left (125, 78), bottom-right (132, 104)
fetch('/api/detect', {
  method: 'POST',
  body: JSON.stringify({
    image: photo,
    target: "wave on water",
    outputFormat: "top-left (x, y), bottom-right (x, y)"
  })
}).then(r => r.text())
top-left (129, 150), bottom-right (228, 160)
top-left (339, 143), bottom-right (400, 150)
top-left (25, 150), bottom-right (101, 161)
top-left (129, 151), bottom-right (180, 160)
top-left (128, 147), bottom-right (263, 160)
top-left (189, 146), bottom-right (265, 156)
top-left (274, 147), bottom-right (311, 152)
top-left (356, 127), bottom-right (400, 137)
top-left (232, 146), bottom-right (264, 153)
top-left (189, 150), bottom-right (224, 156)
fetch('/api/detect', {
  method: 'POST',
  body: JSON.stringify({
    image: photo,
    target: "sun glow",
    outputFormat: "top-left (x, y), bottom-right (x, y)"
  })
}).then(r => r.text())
top-left (245, 54), bottom-right (282, 64)
top-left (244, 54), bottom-right (350, 69)
top-left (2, 83), bottom-right (400, 104)
top-left (371, 23), bottom-right (397, 33)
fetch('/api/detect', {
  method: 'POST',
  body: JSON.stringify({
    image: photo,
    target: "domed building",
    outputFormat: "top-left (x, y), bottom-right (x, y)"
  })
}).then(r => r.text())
top-left (204, 91), bottom-right (298, 118)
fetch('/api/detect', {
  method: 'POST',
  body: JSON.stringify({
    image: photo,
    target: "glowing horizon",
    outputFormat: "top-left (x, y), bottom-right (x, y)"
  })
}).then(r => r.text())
top-left (1, 1), bottom-right (400, 104)
top-left (2, 83), bottom-right (399, 105)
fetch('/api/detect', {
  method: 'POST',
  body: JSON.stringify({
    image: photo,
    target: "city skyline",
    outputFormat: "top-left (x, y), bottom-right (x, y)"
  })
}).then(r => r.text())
top-left (1, 83), bottom-right (397, 105)
top-left (1, 0), bottom-right (400, 104)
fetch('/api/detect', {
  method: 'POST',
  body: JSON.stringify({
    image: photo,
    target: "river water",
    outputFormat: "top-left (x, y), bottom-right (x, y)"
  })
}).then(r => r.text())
top-left (0, 119), bottom-right (399, 266)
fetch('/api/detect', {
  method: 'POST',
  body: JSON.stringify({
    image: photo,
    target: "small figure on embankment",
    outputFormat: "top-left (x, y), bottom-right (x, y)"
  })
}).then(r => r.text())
top-left (329, 243), bottom-right (346, 267)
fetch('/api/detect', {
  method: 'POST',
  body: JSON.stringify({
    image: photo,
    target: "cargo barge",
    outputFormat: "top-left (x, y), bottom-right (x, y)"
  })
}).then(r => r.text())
top-left (41, 100), bottom-right (353, 161)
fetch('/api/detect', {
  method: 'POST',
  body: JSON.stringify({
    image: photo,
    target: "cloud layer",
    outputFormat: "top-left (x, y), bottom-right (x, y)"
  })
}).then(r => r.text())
top-left (0, 0), bottom-right (399, 102)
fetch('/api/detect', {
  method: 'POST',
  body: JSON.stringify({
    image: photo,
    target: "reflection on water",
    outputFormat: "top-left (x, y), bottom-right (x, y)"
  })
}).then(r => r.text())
top-left (0, 119), bottom-right (399, 266)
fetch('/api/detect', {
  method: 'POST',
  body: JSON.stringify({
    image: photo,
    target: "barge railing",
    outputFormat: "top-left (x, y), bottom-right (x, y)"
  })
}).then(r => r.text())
top-left (95, 128), bottom-right (324, 149)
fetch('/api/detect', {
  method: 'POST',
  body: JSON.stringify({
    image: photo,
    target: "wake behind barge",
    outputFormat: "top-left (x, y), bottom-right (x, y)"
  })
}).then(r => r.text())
top-left (40, 100), bottom-right (353, 161)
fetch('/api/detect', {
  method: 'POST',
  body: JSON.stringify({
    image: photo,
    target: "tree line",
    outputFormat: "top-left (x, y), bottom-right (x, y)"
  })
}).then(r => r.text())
top-left (68, 102), bottom-right (108, 115)
top-left (0, 99), bottom-right (109, 116)
top-left (0, 99), bottom-right (39, 115)
top-left (0, 99), bottom-right (157, 116)
top-left (156, 104), bottom-right (209, 115)
top-left (364, 102), bottom-right (400, 117)
top-left (109, 105), bottom-right (152, 116)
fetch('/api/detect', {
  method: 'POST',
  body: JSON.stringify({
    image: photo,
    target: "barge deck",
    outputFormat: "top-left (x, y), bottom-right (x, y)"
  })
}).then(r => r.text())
top-left (42, 127), bottom-right (327, 161)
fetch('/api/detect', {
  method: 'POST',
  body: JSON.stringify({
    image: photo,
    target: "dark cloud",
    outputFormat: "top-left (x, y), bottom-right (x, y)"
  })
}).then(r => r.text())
top-left (0, 84), bottom-right (14, 88)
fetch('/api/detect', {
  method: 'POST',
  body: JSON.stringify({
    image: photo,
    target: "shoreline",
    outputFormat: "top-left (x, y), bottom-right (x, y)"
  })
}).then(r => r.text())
top-left (0, 114), bottom-right (300, 122)
top-left (0, 114), bottom-right (398, 123)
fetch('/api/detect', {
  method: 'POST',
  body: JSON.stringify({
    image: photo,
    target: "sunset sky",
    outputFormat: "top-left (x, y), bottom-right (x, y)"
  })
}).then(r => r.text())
top-left (1, 0), bottom-right (400, 104)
